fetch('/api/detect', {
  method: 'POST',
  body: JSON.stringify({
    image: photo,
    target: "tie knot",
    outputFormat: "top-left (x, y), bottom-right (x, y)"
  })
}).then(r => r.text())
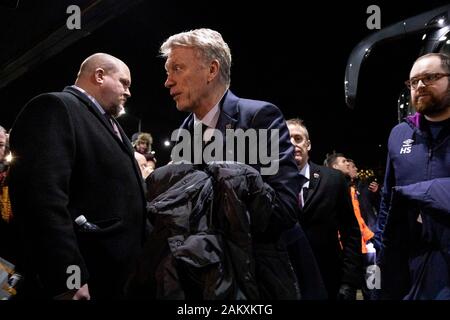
top-left (194, 122), bottom-right (209, 141)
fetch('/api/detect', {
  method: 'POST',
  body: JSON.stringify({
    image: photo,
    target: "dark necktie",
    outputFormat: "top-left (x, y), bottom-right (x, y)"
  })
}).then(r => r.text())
top-left (302, 186), bottom-right (309, 204)
top-left (105, 114), bottom-right (123, 142)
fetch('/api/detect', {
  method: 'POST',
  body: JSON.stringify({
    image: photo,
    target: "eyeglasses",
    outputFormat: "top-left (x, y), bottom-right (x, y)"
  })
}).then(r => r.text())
top-left (405, 73), bottom-right (450, 90)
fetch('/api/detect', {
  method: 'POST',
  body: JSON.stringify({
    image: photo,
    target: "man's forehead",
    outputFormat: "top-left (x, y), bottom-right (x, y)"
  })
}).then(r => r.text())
top-left (289, 124), bottom-right (307, 135)
top-left (411, 56), bottom-right (443, 76)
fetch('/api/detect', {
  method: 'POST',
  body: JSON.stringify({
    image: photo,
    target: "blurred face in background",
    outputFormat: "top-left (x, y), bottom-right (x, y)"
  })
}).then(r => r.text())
top-left (332, 156), bottom-right (350, 176)
top-left (348, 161), bottom-right (358, 180)
top-left (135, 141), bottom-right (149, 154)
top-left (288, 123), bottom-right (311, 170)
top-left (0, 131), bottom-right (6, 162)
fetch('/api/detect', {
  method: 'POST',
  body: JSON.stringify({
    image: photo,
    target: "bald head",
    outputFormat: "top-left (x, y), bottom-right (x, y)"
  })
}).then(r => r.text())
top-left (77, 53), bottom-right (126, 79)
top-left (75, 53), bottom-right (131, 117)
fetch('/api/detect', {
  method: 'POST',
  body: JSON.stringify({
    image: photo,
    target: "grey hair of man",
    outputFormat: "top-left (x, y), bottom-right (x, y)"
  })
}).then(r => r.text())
top-left (159, 28), bottom-right (232, 88)
top-left (0, 125), bottom-right (6, 135)
top-left (286, 118), bottom-right (310, 140)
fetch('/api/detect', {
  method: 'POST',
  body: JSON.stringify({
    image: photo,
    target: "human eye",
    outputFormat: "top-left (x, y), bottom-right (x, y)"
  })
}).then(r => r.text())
top-left (173, 64), bottom-right (183, 73)
top-left (410, 78), bottom-right (419, 87)
top-left (120, 79), bottom-right (130, 88)
top-left (425, 74), bottom-right (438, 82)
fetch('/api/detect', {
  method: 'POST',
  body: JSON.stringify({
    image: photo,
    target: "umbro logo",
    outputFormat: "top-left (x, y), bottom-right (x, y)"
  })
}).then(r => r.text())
top-left (400, 139), bottom-right (414, 154)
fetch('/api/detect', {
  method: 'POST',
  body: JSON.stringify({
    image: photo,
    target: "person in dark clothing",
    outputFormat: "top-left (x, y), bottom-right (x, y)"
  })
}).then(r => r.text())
top-left (158, 28), bottom-right (303, 299)
top-left (287, 118), bottom-right (362, 300)
top-left (8, 53), bottom-right (147, 300)
top-left (375, 53), bottom-right (450, 299)
top-left (347, 159), bottom-right (380, 233)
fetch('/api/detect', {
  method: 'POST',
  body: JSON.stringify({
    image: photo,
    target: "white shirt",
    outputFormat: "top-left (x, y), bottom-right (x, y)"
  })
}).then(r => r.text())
top-left (193, 91), bottom-right (226, 141)
top-left (299, 162), bottom-right (310, 207)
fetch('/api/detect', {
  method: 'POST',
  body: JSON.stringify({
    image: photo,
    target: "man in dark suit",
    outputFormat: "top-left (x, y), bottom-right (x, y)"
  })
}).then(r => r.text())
top-left (287, 118), bottom-right (362, 300)
top-left (9, 53), bottom-right (147, 299)
top-left (160, 28), bottom-right (301, 240)
top-left (159, 28), bottom-right (303, 298)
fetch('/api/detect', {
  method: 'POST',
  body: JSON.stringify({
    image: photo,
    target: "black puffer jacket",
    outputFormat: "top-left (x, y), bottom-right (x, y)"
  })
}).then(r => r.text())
top-left (126, 162), bottom-right (300, 300)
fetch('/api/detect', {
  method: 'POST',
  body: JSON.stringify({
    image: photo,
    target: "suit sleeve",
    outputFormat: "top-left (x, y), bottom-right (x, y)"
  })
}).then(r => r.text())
top-left (9, 94), bottom-right (89, 297)
top-left (374, 145), bottom-right (396, 252)
top-left (250, 103), bottom-right (302, 235)
top-left (335, 172), bottom-right (362, 287)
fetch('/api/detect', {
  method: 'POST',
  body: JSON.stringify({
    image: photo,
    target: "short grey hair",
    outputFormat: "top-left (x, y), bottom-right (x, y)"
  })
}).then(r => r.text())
top-left (286, 118), bottom-right (310, 140)
top-left (160, 28), bottom-right (232, 87)
top-left (0, 125), bottom-right (6, 134)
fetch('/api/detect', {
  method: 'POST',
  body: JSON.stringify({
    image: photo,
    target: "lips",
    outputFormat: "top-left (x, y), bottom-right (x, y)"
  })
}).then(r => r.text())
top-left (416, 90), bottom-right (430, 98)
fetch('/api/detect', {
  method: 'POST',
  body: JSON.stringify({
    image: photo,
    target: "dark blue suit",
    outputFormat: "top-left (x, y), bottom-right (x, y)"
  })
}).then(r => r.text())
top-left (179, 90), bottom-right (302, 235)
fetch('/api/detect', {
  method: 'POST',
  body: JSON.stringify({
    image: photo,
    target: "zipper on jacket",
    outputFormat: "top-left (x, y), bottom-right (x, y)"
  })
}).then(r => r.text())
top-left (427, 145), bottom-right (433, 179)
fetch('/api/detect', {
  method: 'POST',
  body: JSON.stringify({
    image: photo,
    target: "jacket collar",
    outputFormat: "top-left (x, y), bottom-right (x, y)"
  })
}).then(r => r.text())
top-left (406, 112), bottom-right (422, 130)
top-left (62, 86), bottom-right (135, 156)
top-left (303, 161), bottom-right (322, 207)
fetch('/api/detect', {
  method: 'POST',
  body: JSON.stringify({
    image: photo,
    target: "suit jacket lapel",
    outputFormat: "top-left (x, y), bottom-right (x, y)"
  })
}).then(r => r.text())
top-left (215, 90), bottom-right (238, 133)
top-left (304, 162), bottom-right (322, 208)
top-left (111, 117), bottom-right (135, 156)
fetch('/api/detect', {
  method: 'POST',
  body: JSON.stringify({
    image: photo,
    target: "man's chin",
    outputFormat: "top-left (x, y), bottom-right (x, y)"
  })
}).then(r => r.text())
top-left (176, 104), bottom-right (192, 113)
top-left (415, 102), bottom-right (446, 116)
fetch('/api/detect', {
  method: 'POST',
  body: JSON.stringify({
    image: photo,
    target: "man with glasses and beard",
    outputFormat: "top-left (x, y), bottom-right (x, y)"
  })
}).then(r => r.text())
top-left (375, 53), bottom-right (450, 300)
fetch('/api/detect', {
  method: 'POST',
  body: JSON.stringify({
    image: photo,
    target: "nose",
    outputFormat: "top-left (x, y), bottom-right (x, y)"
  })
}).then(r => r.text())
top-left (124, 87), bottom-right (131, 98)
top-left (165, 74), bottom-right (174, 88)
top-left (416, 79), bottom-right (426, 89)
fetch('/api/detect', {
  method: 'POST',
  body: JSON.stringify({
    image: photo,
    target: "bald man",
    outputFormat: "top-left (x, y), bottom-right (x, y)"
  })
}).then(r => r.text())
top-left (9, 53), bottom-right (147, 300)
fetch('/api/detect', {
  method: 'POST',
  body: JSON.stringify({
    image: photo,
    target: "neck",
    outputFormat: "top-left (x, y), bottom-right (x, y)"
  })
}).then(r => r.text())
top-left (298, 159), bottom-right (308, 171)
top-left (194, 85), bottom-right (226, 120)
top-left (424, 107), bottom-right (450, 122)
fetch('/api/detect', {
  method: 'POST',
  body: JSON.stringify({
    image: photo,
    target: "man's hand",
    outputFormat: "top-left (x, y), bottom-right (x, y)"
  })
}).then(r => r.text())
top-left (72, 283), bottom-right (90, 300)
top-left (368, 181), bottom-right (379, 193)
top-left (337, 283), bottom-right (356, 300)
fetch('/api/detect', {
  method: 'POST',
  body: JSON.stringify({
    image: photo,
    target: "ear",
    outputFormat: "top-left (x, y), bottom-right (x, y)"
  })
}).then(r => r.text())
top-left (306, 139), bottom-right (311, 152)
top-left (94, 68), bottom-right (105, 84)
top-left (207, 60), bottom-right (220, 83)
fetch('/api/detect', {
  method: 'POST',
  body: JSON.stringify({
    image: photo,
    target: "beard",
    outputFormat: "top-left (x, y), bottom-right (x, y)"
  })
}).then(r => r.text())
top-left (412, 87), bottom-right (450, 116)
top-left (107, 103), bottom-right (124, 118)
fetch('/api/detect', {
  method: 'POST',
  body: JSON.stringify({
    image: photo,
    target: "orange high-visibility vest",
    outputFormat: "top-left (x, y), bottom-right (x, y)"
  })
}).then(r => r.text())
top-left (350, 185), bottom-right (374, 253)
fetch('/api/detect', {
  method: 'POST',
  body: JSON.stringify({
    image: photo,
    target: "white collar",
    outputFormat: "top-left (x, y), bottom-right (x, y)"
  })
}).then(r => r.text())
top-left (71, 85), bottom-right (105, 115)
top-left (193, 103), bottom-right (220, 129)
top-left (300, 162), bottom-right (310, 188)
top-left (193, 90), bottom-right (226, 129)
top-left (300, 162), bottom-right (310, 180)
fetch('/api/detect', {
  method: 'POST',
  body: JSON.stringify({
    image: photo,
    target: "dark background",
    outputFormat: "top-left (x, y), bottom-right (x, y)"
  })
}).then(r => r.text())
top-left (1, 0), bottom-right (449, 176)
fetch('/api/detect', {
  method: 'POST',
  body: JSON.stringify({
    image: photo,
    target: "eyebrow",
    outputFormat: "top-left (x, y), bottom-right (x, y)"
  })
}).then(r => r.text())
top-left (120, 78), bottom-right (131, 87)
